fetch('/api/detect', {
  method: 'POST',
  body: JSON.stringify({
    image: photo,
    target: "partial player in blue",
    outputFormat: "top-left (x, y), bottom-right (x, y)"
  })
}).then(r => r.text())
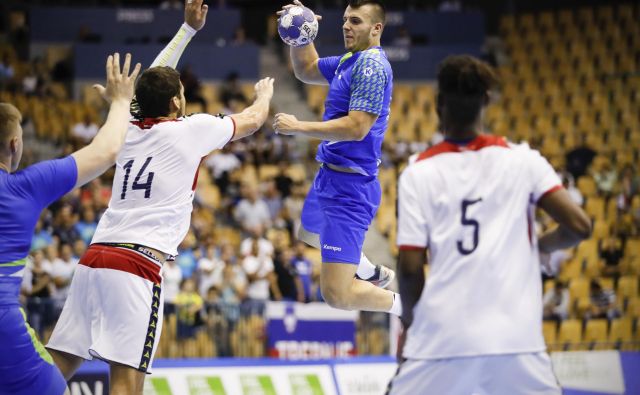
top-left (0, 53), bottom-right (140, 395)
top-left (273, 0), bottom-right (402, 316)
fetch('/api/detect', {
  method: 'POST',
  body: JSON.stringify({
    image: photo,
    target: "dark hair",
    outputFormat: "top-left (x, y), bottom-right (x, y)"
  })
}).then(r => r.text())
top-left (348, 0), bottom-right (386, 24)
top-left (135, 66), bottom-right (181, 118)
top-left (436, 55), bottom-right (498, 132)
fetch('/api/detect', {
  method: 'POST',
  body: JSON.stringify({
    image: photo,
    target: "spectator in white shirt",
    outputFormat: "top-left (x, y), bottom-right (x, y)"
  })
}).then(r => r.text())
top-left (242, 239), bottom-right (276, 302)
top-left (234, 183), bottom-right (272, 234)
top-left (71, 114), bottom-right (99, 144)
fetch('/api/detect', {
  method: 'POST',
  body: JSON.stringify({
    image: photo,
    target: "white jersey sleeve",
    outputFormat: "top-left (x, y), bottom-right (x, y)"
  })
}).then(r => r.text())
top-left (184, 113), bottom-right (236, 156)
top-left (397, 167), bottom-right (429, 248)
top-left (523, 146), bottom-right (563, 202)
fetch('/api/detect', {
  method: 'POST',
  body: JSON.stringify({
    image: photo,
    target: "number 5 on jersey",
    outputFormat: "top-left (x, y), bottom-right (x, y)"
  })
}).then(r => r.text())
top-left (121, 157), bottom-right (155, 199)
top-left (457, 198), bottom-right (482, 255)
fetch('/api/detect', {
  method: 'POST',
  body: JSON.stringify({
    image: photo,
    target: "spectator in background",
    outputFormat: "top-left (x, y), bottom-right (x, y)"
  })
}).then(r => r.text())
top-left (205, 145), bottom-right (241, 195)
top-left (274, 161), bottom-right (293, 198)
top-left (565, 134), bottom-right (596, 180)
top-left (176, 231), bottom-right (199, 279)
top-left (74, 206), bottom-right (98, 246)
top-left (291, 241), bottom-right (313, 302)
top-left (542, 281), bottom-right (569, 322)
top-left (240, 225), bottom-right (274, 259)
top-left (49, 243), bottom-right (77, 311)
top-left (180, 64), bottom-right (208, 111)
top-left (234, 184), bottom-right (272, 234)
top-left (198, 244), bottom-right (225, 297)
top-left (31, 217), bottom-right (53, 252)
top-left (24, 250), bottom-right (56, 338)
top-left (263, 179), bottom-right (283, 222)
top-left (242, 239), bottom-right (276, 304)
top-left (586, 279), bottom-right (620, 320)
top-left (272, 248), bottom-right (304, 302)
top-left (71, 114), bottom-right (99, 144)
top-left (175, 278), bottom-right (204, 355)
top-left (592, 160), bottom-right (617, 197)
top-left (52, 204), bottom-right (80, 245)
top-left (617, 164), bottom-right (640, 211)
top-left (163, 259), bottom-right (183, 317)
top-left (600, 235), bottom-right (624, 279)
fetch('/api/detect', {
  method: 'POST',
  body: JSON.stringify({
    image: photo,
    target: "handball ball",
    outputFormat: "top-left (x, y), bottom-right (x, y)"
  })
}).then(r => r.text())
top-left (278, 5), bottom-right (319, 47)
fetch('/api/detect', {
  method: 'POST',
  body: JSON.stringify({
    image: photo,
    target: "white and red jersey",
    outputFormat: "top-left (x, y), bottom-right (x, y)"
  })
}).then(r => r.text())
top-left (92, 113), bottom-right (235, 256)
top-left (397, 134), bottom-right (562, 360)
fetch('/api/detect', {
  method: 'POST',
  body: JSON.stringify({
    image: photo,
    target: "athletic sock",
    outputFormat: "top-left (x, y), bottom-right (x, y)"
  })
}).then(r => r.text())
top-left (356, 253), bottom-right (377, 279)
top-left (389, 292), bottom-right (403, 316)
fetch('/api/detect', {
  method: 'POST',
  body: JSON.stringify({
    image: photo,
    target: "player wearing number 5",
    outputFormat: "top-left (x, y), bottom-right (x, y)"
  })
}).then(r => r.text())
top-left (46, 1), bottom-right (274, 393)
top-left (389, 56), bottom-right (592, 394)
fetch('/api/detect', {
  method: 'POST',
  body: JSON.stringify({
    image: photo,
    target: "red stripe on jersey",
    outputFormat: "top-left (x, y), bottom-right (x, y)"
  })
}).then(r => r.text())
top-left (227, 116), bottom-right (237, 144)
top-left (131, 117), bottom-right (181, 130)
top-left (538, 185), bottom-right (563, 202)
top-left (192, 157), bottom-right (205, 191)
top-left (398, 245), bottom-right (427, 251)
top-left (416, 134), bottom-right (509, 162)
top-left (80, 244), bottom-right (161, 283)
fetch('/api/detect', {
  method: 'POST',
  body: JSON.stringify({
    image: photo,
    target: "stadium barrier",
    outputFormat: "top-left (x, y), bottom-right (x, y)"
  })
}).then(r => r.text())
top-left (67, 352), bottom-right (640, 395)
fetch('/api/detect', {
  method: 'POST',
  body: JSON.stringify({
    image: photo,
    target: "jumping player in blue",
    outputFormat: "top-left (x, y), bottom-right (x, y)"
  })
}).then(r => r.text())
top-left (274, 0), bottom-right (402, 316)
top-left (0, 53), bottom-right (140, 395)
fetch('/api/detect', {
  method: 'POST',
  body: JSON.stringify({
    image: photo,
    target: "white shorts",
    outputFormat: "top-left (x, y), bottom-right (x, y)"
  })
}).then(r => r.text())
top-left (387, 352), bottom-right (561, 395)
top-left (47, 244), bottom-right (164, 373)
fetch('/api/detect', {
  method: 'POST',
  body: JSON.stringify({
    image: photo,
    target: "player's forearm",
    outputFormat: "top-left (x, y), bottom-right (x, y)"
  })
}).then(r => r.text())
top-left (290, 43), bottom-right (319, 83)
top-left (232, 95), bottom-right (271, 139)
top-left (538, 225), bottom-right (589, 254)
top-left (150, 23), bottom-right (197, 69)
top-left (295, 116), bottom-right (363, 141)
top-left (397, 249), bottom-right (426, 328)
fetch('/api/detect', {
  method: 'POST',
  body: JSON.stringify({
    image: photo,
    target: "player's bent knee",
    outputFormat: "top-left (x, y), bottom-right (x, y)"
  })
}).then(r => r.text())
top-left (321, 283), bottom-right (352, 310)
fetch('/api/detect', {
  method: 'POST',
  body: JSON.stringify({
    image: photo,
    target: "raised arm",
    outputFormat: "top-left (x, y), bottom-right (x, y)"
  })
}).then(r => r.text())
top-left (228, 77), bottom-right (274, 141)
top-left (150, 0), bottom-right (208, 69)
top-left (72, 53), bottom-right (140, 188)
top-left (277, 0), bottom-right (326, 85)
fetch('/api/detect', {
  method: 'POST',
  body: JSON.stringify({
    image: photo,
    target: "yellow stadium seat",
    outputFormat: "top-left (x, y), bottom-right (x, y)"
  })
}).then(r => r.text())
top-left (577, 177), bottom-right (597, 197)
top-left (625, 297), bottom-right (640, 320)
top-left (585, 197), bottom-right (605, 221)
top-left (584, 319), bottom-right (609, 350)
top-left (609, 318), bottom-right (633, 350)
top-left (543, 321), bottom-right (558, 349)
top-left (591, 220), bottom-right (609, 241)
top-left (617, 276), bottom-right (639, 299)
top-left (569, 278), bottom-right (590, 300)
top-left (558, 319), bottom-right (583, 351)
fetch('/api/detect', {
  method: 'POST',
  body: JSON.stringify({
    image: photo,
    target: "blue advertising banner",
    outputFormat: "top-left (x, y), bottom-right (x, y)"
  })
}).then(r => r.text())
top-left (265, 302), bottom-right (359, 360)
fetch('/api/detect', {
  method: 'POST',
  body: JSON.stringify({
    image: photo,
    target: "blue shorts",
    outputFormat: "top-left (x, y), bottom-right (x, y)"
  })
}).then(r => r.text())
top-left (0, 306), bottom-right (67, 395)
top-left (301, 166), bottom-right (381, 264)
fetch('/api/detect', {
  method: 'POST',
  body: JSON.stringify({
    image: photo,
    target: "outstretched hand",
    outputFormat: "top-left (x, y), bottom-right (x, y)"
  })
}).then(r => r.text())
top-left (273, 113), bottom-right (300, 136)
top-left (93, 53), bottom-right (141, 104)
top-left (254, 77), bottom-right (275, 101)
top-left (276, 0), bottom-right (322, 21)
top-left (185, 0), bottom-right (209, 31)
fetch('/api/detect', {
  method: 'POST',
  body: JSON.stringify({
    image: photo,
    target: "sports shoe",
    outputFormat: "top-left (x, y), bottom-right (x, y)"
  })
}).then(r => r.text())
top-left (356, 264), bottom-right (395, 289)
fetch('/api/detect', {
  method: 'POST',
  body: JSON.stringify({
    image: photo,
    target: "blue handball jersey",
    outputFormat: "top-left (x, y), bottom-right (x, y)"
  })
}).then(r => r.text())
top-left (0, 156), bottom-right (77, 305)
top-left (316, 46), bottom-right (393, 176)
